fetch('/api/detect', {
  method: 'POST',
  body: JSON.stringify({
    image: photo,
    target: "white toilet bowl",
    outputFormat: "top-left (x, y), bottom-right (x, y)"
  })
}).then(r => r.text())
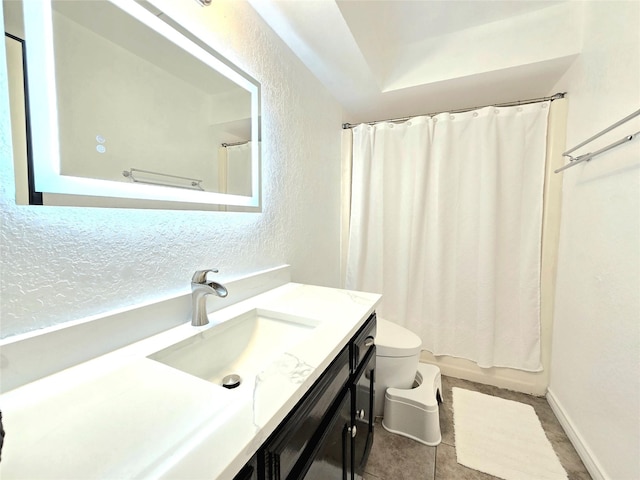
top-left (374, 318), bottom-right (422, 416)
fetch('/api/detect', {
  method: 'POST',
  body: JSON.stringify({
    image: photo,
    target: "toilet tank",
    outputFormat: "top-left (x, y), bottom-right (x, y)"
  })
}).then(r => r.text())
top-left (374, 318), bottom-right (422, 416)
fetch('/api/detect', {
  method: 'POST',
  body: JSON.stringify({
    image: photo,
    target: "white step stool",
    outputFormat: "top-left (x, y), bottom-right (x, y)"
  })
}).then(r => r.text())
top-left (382, 363), bottom-right (442, 446)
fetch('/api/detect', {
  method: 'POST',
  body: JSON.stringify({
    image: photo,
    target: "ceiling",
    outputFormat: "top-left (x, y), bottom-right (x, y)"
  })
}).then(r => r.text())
top-left (249, 0), bottom-right (583, 123)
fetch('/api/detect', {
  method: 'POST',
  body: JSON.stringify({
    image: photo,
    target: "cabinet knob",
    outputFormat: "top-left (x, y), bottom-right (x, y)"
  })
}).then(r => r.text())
top-left (348, 425), bottom-right (357, 438)
top-left (357, 409), bottom-right (366, 420)
top-left (364, 337), bottom-right (375, 348)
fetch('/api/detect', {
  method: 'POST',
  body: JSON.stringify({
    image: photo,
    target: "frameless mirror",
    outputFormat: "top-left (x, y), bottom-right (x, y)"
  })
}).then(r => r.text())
top-left (4, 0), bottom-right (261, 211)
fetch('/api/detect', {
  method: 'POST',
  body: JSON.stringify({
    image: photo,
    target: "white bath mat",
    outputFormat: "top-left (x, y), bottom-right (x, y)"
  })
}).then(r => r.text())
top-left (452, 387), bottom-right (567, 480)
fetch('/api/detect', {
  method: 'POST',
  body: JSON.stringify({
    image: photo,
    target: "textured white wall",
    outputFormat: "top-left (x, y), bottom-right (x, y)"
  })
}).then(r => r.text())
top-left (549, 2), bottom-right (640, 479)
top-left (0, 1), bottom-right (343, 339)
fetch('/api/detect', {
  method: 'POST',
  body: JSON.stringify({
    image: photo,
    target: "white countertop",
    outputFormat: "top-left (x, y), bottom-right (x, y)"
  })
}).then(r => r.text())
top-left (0, 283), bottom-right (380, 479)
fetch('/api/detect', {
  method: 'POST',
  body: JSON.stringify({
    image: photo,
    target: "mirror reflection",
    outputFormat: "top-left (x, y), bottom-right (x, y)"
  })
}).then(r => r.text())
top-left (3, 0), bottom-right (260, 209)
top-left (54, 0), bottom-right (253, 196)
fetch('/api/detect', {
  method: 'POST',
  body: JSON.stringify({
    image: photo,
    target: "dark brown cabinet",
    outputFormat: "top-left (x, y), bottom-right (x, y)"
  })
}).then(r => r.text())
top-left (234, 313), bottom-right (376, 480)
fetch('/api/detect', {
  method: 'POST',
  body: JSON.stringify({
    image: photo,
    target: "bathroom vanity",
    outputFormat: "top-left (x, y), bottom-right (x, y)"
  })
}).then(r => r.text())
top-left (236, 313), bottom-right (376, 480)
top-left (0, 281), bottom-right (381, 479)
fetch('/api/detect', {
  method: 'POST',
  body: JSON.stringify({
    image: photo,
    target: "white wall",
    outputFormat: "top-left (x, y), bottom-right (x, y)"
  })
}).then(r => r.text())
top-left (0, 1), bottom-right (343, 339)
top-left (548, 2), bottom-right (640, 479)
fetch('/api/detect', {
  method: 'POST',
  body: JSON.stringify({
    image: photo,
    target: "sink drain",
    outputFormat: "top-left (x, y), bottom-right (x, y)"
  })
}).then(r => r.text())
top-left (222, 374), bottom-right (241, 389)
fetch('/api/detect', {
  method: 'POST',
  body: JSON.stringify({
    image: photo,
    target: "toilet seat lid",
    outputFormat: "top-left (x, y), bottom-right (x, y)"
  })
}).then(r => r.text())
top-left (376, 318), bottom-right (422, 357)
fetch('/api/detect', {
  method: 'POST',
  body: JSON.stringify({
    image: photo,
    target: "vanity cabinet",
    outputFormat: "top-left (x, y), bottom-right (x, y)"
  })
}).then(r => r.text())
top-left (262, 347), bottom-right (352, 479)
top-left (235, 313), bottom-right (376, 480)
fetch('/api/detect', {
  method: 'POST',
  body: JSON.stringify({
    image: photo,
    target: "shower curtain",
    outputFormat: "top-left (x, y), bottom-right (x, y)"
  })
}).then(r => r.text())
top-left (217, 142), bottom-right (252, 196)
top-left (345, 102), bottom-right (550, 371)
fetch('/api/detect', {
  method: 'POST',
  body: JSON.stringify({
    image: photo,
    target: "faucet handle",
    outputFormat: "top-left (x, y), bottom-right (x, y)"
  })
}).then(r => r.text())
top-left (191, 269), bottom-right (220, 284)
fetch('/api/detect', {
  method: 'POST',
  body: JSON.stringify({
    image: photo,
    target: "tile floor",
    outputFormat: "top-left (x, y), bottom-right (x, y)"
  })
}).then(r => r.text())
top-left (363, 374), bottom-right (592, 480)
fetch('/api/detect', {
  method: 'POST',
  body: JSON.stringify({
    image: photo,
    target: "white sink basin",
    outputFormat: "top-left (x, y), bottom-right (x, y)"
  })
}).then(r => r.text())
top-left (148, 308), bottom-right (319, 388)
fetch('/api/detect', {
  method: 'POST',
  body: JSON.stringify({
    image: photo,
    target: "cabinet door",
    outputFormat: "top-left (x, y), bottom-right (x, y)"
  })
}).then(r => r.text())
top-left (264, 348), bottom-right (350, 480)
top-left (352, 346), bottom-right (375, 478)
top-left (302, 389), bottom-right (352, 480)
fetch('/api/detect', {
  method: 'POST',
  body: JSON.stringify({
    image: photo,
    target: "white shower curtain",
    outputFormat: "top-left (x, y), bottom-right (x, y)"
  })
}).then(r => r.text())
top-left (345, 102), bottom-right (550, 371)
top-left (218, 142), bottom-right (252, 196)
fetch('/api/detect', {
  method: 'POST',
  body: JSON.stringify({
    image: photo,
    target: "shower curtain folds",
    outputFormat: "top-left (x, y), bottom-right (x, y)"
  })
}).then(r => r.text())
top-left (345, 102), bottom-right (550, 371)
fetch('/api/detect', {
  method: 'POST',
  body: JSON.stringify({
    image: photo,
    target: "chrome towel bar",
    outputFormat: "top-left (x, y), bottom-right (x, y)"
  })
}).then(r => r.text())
top-left (556, 108), bottom-right (640, 173)
top-left (122, 168), bottom-right (204, 190)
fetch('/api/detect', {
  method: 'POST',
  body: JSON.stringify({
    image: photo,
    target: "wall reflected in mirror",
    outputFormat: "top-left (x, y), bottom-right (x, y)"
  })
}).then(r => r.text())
top-left (3, 0), bottom-right (260, 210)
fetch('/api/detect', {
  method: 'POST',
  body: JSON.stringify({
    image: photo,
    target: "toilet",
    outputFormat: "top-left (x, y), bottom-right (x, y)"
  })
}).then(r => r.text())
top-left (375, 317), bottom-right (442, 446)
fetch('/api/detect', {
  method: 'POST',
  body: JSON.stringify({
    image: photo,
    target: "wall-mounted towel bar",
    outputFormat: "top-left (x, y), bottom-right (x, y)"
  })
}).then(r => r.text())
top-left (555, 108), bottom-right (640, 173)
top-left (122, 168), bottom-right (204, 190)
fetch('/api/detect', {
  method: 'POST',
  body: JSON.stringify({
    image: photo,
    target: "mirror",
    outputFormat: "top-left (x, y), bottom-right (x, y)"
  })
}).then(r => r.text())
top-left (4, 0), bottom-right (261, 211)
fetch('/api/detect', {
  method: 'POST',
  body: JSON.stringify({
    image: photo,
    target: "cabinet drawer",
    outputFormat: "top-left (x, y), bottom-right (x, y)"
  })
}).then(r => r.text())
top-left (265, 346), bottom-right (350, 480)
top-left (351, 313), bottom-right (376, 373)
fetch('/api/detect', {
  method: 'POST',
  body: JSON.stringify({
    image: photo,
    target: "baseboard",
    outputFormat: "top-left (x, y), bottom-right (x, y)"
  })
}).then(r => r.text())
top-left (546, 387), bottom-right (606, 480)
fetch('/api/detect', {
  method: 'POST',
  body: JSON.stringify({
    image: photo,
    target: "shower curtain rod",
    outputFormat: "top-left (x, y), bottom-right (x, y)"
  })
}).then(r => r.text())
top-left (341, 92), bottom-right (566, 129)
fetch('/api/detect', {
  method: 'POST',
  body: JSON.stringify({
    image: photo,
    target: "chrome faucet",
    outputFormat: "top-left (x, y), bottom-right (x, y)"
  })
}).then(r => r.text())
top-left (191, 269), bottom-right (228, 326)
